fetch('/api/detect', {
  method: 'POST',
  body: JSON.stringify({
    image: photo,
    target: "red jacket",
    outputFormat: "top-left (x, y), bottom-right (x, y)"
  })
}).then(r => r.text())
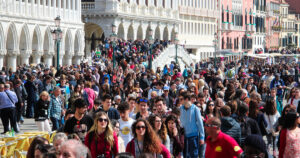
top-left (125, 138), bottom-right (171, 158)
top-left (85, 132), bottom-right (118, 158)
top-left (279, 128), bottom-right (287, 158)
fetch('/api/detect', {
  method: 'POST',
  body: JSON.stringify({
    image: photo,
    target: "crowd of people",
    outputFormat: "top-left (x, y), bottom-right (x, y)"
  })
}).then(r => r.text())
top-left (0, 38), bottom-right (300, 158)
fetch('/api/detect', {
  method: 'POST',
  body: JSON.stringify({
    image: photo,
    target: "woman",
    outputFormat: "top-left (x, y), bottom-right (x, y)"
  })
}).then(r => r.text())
top-left (287, 88), bottom-right (300, 110)
top-left (53, 132), bottom-right (68, 152)
top-left (248, 100), bottom-right (268, 137)
top-left (258, 81), bottom-right (269, 102)
top-left (34, 91), bottom-right (51, 132)
top-left (126, 119), bottom-right (171, 158)
top-left (34, 144), bottom-right (56, 158)
top-left (224, 83), bottom-right (235, 102)
top-left (264, 99), bottom-right (280, 155)
top-left (111, 119), bottom-right (125, 153)
top-left (204, 100), bottom-right (216, 121)
top-left (26, 136), bottom-right (49, 158)
top-left (148, 114), bottom-right (171, 151)
top-left (279, 112), bottom-right (300, 158)
top-left (270, 88), bottom-right (283, 115)
top-left (69, 84), bottom-right (83, 111)
top-left (84, 81), bottom-right (96, 110)
top-left (165, 115), bottom-right (184, 158)
top-left (85, 112), bottom-right (118, 158)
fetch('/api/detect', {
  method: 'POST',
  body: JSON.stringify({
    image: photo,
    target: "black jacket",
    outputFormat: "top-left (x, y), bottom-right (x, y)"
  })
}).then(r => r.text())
top-left (221, 117), bottom-right (241, 145)
top-left (34, 99), bottom-right (50, 121)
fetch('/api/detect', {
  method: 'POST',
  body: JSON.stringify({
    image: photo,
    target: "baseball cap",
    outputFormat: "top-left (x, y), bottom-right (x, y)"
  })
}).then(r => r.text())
top-left (163, 86), bottom-right (169, 91)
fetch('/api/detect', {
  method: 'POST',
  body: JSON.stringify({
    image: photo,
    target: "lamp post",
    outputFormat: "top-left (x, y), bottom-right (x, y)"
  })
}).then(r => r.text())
top-left (52, 16), bottom-right (62, 71)
top-left (110, 24), bottom-right (118, 69)
top-left (148, 28), bottom-right (154, 70)
top-left (213, 32), bottom-right (218, 70)
top-left (175, 32), bottom-right (179, 64)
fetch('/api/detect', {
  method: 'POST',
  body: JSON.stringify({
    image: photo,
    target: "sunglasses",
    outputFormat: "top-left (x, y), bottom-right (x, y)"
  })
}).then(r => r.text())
top-left (205, 124), bottom-right (219, 128)
top-left (98, 118), bottom-right (108, 122)
top-left (139, 98), bottom-right (148, 103)
top-left (208, 104), bottom-right (214, 106)
top-left (136, 126), bottom-right (146, 130)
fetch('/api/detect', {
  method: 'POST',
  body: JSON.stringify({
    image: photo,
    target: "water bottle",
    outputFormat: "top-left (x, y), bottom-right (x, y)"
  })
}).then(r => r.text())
top-left (11, 128), bottom-right (15, 137)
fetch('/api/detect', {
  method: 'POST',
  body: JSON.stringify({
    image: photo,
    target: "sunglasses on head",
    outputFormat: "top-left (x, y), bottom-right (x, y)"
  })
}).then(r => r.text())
top-left (136, 125), bottom-right (146, 130)
top-left (139, 98), bottom-right (148, 103)
top-left (205, 124), bottom-right (219, 128)
top-left (98, 118), bottom-right (108, 122)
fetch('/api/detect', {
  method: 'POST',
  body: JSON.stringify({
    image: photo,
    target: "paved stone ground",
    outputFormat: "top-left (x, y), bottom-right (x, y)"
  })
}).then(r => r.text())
top-left (0, 118), bottom-right (39, 133)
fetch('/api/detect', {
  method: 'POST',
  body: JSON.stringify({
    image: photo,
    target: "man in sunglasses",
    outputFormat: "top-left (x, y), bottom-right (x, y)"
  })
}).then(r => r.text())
top-left (205, 117), bottom-right (243, 158)
top-left (134, 97), bottom-right (150, 120)
top-left (64, 98), bottom-right (93, 142)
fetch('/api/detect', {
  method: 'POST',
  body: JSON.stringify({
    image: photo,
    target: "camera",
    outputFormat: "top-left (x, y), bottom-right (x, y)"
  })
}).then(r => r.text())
top-left (96, 154), bottom-right (105, 158)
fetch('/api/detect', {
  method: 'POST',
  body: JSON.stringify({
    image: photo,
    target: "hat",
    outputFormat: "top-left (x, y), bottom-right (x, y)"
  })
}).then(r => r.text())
top-left (163, 86), bottom-right (170, 91)
top-left (244, 134), bottom-right (267, 154)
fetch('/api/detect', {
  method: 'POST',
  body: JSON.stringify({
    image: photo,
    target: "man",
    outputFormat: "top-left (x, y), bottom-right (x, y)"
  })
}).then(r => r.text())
top-left (205, 117), bottom-right (243, 158)
top-left (88, 99), bottom-right (101, 119)
top-left (57, 139), bottom-right (89, 158)
top-left (14, 79), bottom-right (27, 124)
top-left (49, 86), bottom-right (63, 131)
top-left (0, 84), bottom-right (19, 133)
top-left (161, 86), bottom-right (173, 109)
top-left (128, 96), bottom-right (137, 118)
top-left (180, 92), bottom-right (205, 158)
top-left (24, 74), bottom-right (38, 118)
top-left (148, 81), bottom-right (163, 100)
top-left (270, 73), bottom-right (285, 100)
top-left (96, 94), bottom-right (120, 120)
top-left (64, 98), bottom-right (94, 142)
top-left (154, 96), bottom-right (169, 117)
top-left (197, 92), bottom-right (207, 114)
top-left (117, 102), bottom-right (135, 147)
top-left (220, 106), bottom-right (241, 145)
top-left (133, 97), bottom-right (150, 119)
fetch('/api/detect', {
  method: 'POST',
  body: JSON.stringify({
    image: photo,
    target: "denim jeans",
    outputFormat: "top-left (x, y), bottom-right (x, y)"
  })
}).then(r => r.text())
top-left (184, 135), bottom-right (200, 158)
top-left (50, 117), bottom-right (60, 131)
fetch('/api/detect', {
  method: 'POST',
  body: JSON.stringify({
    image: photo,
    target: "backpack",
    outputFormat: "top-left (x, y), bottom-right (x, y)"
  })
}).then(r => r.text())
top-left (227, 69), bottom-right (234, 78)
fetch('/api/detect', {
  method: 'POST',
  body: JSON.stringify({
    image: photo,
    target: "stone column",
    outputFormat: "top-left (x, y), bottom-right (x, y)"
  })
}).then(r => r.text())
top-left (32, 51), bottom-right (43, 64)
top-left (25, 0), bottom-right (28, 15)
top-left (44, 54), bottom-right (53, 68)
top-left (53, 0), bottom-right (56, 16)
top-left (20, 51), bottom-right (31, 65)
top-left (31, 0), bottom-right (34, 16)
top-left (0, 50), bottom-right (6, 70)
top-left (7, 50), bottom-right (19, 72)
top-left (72, 55), bottom-right (81, 65)
top-left (64, 53), bottom-right (73, 66)
top-left (85, 40), bottom-right (92, 59)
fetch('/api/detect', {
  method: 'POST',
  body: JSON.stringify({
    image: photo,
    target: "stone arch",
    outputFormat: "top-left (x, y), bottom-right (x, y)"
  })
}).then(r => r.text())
top-left (0, 23), bottom-right (4, 51)
top-left (85, 23), bottom-right (104, 52)
top-left (6, 22), bottom-right (18, 52)
top-left (163, 27), bottom-right (169, 40)
top-left (74, 30), bottom-right (81, 56)
top-left (117, 23), bottom-right (125, 39)
top-left (127, 25), bottom-right (134, 40)
top-left (44, 27), bottom-right (53, 53)
top-left (145, 25), bottom-right (151, 40)
top-left (19, 24), bottom-right (30, 51)
top-left (170, 28), bottom-right (176, 41)
top-left (64, 29), bottom-right (73, 55)
top-left (32, 25), bottom-right (42, 54)
top-left (137, 25), bottom-right (143, 40)
top-left (154, 26), bottom-right (160, 40)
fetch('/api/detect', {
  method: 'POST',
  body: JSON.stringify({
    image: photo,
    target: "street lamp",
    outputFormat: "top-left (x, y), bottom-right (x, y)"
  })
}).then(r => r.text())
top-left (110, 23), bottom-right (118, 69)
top-left (213, 32), bottom-right (218, 70)
top-left (148, 28), bottom-right (154, 70)
top-left (175, 32), bottom-right (179, 64)
top-left (52, 16), bottom-right (62, 70)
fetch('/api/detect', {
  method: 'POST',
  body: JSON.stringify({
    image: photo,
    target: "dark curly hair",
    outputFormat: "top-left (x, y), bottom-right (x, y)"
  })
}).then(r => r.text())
top-left (132, 118), bottom-right (162, 153)
top-left (165, 114), bottom-right (184, 137)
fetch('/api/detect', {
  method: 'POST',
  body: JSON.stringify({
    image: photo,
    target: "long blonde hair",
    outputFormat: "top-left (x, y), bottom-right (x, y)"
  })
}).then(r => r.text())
top-left (88, 112), bottom-right (114, 149)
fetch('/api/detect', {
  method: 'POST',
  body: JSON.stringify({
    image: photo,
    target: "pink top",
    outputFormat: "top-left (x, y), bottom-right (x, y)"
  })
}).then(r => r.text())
top-left (283, 128), bottom-right (300, 158)
top-left (84, 88), bottom-right (96, 110)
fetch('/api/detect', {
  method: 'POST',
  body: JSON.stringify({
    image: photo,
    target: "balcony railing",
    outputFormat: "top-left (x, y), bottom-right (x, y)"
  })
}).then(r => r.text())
top-left (272, 26), bottom-right (282, 31)
top-left (82, 2), bottom-right (95, 10)
top-left (282, 28), bottom-right (296, 32)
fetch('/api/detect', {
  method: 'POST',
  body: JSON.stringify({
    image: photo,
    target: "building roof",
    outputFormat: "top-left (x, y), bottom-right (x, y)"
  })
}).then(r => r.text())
top-left (285, 0), bottom-right (300, 14)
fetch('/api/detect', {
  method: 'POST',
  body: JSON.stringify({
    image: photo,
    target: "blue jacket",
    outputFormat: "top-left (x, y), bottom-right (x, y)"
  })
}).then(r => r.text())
top-left (0, 90), bottom-right (18, 109)
top-left (48, 94), bottom-right (63, 120)
top-left (180, 104), bottom-right (205, 140)
top-left (221, 117), bottom-right (241, 145)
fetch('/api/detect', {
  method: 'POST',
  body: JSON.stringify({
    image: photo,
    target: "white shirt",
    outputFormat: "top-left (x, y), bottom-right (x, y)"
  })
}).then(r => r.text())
top-left (118, 118), bottom-right (135, 147)
top-left (288, 98), bottom-right (300, 109)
